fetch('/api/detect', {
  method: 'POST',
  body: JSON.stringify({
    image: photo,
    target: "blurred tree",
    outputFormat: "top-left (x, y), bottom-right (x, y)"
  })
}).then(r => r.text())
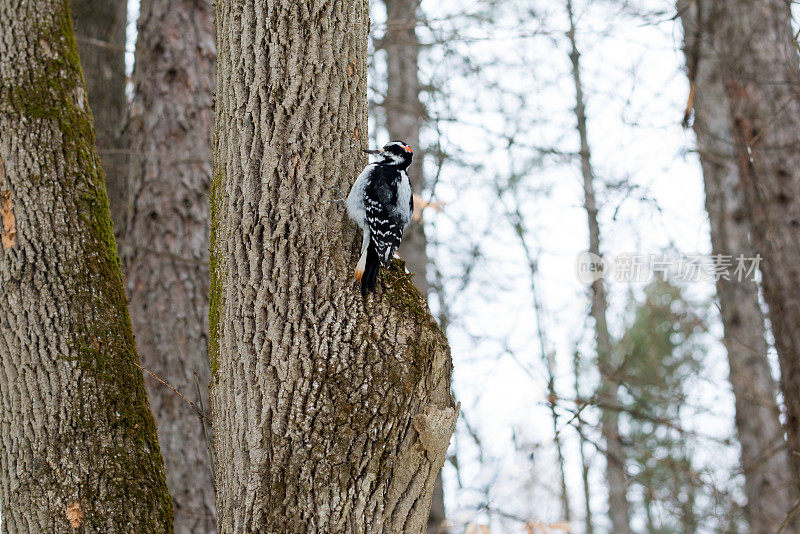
top-left (383, 0), bottom-right (428, 297)
top-left (618, 280), bottom-right (705, 533)
top-left (209, 0), bottom-right (457, 530)
top-left (0, 1), bottom-right (172, 530)
top-left (504, 205), bottom-right (572, 526)
top-left (677, 1), bottom-right (797, 530)
top-left (572, 350), bottom-right (595, 534)
top-left (70, 0), bottom-right (127, 229)
top-left (714, 0), bottom-right (800, 486)
top-left (565, 0), bottom-right (632, 531)
top-left (122, 0), bottom-right (216, 531)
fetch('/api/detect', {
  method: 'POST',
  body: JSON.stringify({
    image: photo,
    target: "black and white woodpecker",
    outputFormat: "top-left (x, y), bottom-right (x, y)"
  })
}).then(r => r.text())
top-left (347, 141), bottom-right (414, 295)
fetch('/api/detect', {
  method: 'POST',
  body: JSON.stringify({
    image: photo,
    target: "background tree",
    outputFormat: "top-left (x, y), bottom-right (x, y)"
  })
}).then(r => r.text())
top-left (678, 1), bottom-right (797, 529)
top-left (714, 0), bottom-right (800, 483)
top-left (209, 0), bottom-right (457, 531)
top-left (618, 280), bottom-right (706, 533)
top-left (566, 1), bottom-right (632, 530)
top-left (0, 1), bottom-right (173, 531)
top-left (70, 0), bottom-right (128, 228)
top-left (122, 0), bottom-right (216, 531)
top-left (382, 0), bottom-right (429, 297)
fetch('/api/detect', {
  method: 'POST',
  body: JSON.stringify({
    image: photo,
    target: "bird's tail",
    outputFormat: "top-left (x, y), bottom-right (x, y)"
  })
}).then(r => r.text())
top-left (361, 242), bottom-right (380, 295)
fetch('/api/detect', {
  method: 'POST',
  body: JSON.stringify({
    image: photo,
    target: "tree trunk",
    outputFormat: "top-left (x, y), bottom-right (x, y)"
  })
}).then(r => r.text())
top-left (209, 1), bottom-right (458, 532)
top-left (123, 0), bottom-right (216, 532)
top-left (678, 1), bottom-right (797, 529)
top-left (382, 2), bottom-right (448, 532)
top-left (0, 1), bottom-right (173, 532)
top-left (70, 0), bottom-right (127, 230)
top-left (712, 0), bottom-right (800, 486)
top-left (384, 0), bottom-right (428, 298)
top-left (565, 1), bottom-right (631, 532)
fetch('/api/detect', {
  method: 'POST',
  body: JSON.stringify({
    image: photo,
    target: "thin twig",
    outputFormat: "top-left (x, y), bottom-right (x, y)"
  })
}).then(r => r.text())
top-left (194, 371), bottom-right (216, 485)
top-left (132, 360), bottom-right (207, 422)
top-left (778, 498), bottom-right (800, 533)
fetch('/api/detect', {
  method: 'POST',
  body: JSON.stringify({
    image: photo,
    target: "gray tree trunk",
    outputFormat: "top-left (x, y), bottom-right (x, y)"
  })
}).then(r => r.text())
top-left (209, 1), bottom-right (458, 532)
top-left (0, 1), bottom-right (173, 532)
top-left (70, 0), bottom-right (127, 229)
top-left (122, 0), bottom-right (216, 532)
top-left (382, 2), bottom-right (447, 532)
top-left (678, 1), bottom-right (797, 530)
top-left (713, 0), bottom-right (800, 486)
top-left (565, 1), bottom-right (631, 532)
top-left (384, 0), bottom-right (428, 298)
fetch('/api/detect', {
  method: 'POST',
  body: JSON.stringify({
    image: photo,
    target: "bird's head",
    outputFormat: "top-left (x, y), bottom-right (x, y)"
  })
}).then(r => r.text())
top-left (364, 141), bottom-right (413, 169)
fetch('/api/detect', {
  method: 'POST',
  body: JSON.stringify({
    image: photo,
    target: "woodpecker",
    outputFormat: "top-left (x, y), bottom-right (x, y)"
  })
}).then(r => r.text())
top-left (347, 141), bottom-right (414, 295)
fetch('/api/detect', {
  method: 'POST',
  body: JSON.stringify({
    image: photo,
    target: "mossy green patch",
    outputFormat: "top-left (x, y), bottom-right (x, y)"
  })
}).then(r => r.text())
top-left (208, 162), bottom-right (224, 377)
top-left (376, 260), bottom-right (447, 391)
top-left (379, 259), bottom-right (441, 333)
top-left (270, 82), bottom-right (285, 105)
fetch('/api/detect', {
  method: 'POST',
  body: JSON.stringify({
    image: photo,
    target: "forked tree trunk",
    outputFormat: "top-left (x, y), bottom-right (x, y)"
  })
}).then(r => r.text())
top-left (123, 0), bottom-right (216, 531)
top-left (0, 1), bottom-right (173, 532)
top-left (70, 0), bottom-right (128, 229)
top-left (565, 1), bottom-right (631, 531)
top-left (713, 0), bottom-right (800, 486)
top-left (382, 1), bottom-right (447, 532)
top-left (678, 1), bottom-right (797, 529)
top-left (210, 1), bottom-right (458, 532)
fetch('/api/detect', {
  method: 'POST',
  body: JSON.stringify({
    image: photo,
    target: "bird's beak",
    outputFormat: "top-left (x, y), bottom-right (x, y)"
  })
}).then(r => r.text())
top-left (363, 149), bottom-right (380, 155)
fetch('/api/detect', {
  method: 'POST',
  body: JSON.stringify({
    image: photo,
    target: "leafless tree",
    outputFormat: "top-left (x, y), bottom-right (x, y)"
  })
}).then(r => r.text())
top-left (713, 0), bottom-right (800, 486)
top-left (678, 1), bottom-right (797, 529)
top-left (381, 1), bottom-right (450, 531)
top-left (70, 0), bottom-right (127, 228)
top-left (566, 0), bottom-right (631, 531)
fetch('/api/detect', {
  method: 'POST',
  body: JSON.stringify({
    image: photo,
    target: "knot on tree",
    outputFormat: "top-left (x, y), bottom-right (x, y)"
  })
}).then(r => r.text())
top-left (412, 403), bottom-right (459, 458)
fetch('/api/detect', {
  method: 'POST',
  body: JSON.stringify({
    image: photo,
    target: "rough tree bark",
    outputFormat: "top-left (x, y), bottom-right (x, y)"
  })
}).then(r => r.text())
top-left (0, 1), bottom-right (173, 532)
top-left (210, 1), bottom-right (458, 532)
top-left (382, 1), bottom-right (447, 532)
top-left (712, 0), bottom-right (800, 485)
top-left (122, 0), bottom-right (216, 532)
top-left (70, 0), bottom-right (127, 229)
top-left (678, 1), bottom-right (797, 529)
top-left (565, 1), bottom-right (631, 532)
